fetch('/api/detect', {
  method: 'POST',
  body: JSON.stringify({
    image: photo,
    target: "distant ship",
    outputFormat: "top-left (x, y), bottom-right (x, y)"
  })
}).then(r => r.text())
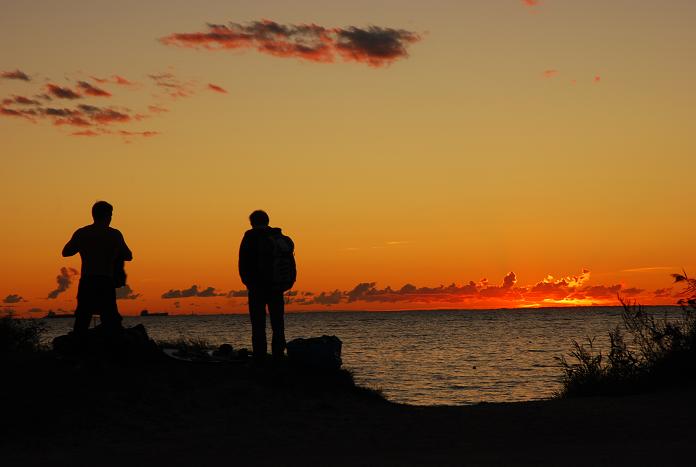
top-left (44, 310), bottom-right (73, 319)
top-left (140, 309), bottom-right (169, 317)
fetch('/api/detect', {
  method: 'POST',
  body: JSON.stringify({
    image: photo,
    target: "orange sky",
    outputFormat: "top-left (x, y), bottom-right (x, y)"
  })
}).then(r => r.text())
top-left (1, 1), bottom-right (695, 316)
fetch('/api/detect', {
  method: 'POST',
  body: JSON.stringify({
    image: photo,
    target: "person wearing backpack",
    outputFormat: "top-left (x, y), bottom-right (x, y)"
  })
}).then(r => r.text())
top-left (238, 210), bottom-right (296, 363)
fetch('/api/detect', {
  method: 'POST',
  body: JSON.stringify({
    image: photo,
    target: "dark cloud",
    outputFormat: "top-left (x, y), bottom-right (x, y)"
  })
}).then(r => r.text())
top-left (1, 69), bottom-right (30, 81)
top-left (3, 96), bottom-right (41, 106)
top-left (78, 104), bottom-right (131, 124)
top-left (43, 107), bottom-right (80, 117)
top-left (3, 294), bottom-right (25, 304)
top-left (333, 26), bottom-right (420, 66)
top-left (47, 267), bottom-right (79, 299)
top-left (160, 20), bottom-right (422, 67)
top-left (116, 285), bottom-right (140, 300)
top-left (161, 285), bottom-right (223, 299)
top-left (27, 308), bottom-right (43, 314)
top-left (621, 287), bottom-right (645, 297)
top-left (0, 106), bottom-right (36, 120)
top-left (654, 288), bottom-right (673, 298)
top-left (46, 83), bottom-right (81, 100)
top-left (569, 284), bottom-right (622, 300)
top-left (312, 290), bottom-right (343, 306)
top-left (227, 289), bottom-right (248, 298)
top-left (77, 81), bottom-right (112, 97)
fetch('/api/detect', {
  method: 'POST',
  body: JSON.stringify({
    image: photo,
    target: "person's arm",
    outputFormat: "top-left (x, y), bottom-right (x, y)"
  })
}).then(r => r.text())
top-left (62, 230), bottom-right (79, 257)
top-left (118, 231), bottom-right (133, 261)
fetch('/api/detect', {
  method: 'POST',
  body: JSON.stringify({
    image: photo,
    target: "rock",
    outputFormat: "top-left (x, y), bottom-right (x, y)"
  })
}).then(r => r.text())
top-left (286, 335), bottom-right (342, 371)
top-left (212, 343), bottom-right (234, 358)
top-left (52, 324), bottom-right (158, 361)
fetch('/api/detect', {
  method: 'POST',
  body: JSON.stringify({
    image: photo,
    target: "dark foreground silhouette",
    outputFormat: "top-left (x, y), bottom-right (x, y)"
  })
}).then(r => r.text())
top-left (239, 209), bottom-right (296, 363)
top-left (62, 201), bottom-right (133, 340)
top-left (2, 326), bottom-right (694, 467)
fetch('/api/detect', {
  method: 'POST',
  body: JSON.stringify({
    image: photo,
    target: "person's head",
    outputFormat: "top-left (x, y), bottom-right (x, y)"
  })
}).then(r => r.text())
top-left (249, 210), bottom-right (269, 228)
top-left (92, 201), bottom-right (113, 225)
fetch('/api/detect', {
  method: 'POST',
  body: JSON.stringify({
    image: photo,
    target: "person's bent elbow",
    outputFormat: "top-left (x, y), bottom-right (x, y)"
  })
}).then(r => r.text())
top-left (62, 245), bottom-right (76, 257)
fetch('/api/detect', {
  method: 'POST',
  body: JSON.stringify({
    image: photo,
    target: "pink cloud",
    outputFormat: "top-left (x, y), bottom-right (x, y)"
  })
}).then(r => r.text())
top-left (77, 81), bottom-right (112, 97)
top-left (161, 20), bottom-right (422, 67)
top-left (1, 69), bottom-right (31, 81)
top-left (46, 83), bottom-right (81, 100)
top-left (207, 83), bottom-right (228, 94)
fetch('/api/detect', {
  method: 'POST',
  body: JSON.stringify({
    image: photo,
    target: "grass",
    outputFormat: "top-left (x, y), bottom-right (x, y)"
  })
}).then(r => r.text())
top-left (557, 272), bottom-right (696, 397)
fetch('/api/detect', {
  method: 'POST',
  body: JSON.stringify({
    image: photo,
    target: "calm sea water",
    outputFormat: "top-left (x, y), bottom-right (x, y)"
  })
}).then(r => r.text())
top-left (40, 307), bottom-right (682, 406)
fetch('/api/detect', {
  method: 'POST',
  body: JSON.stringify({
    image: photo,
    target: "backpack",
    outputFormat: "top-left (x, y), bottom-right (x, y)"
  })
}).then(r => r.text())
top-left (261, 232), bottom-right (296, 291)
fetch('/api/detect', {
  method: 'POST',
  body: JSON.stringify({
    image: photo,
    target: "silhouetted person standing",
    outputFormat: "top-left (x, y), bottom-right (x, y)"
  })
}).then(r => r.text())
top-left (239, 210), bottom-right (296, 363)
top-left (62, 201), bottom-right (132, 340)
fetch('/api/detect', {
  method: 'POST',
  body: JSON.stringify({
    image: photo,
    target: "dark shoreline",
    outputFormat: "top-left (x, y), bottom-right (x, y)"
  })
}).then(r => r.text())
top-left (2, 351), bottom-right (694, 467)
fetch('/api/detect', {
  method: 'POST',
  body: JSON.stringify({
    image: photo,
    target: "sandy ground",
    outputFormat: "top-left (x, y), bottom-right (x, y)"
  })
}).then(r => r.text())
top-left (2, 354), bottom-right (694, 467)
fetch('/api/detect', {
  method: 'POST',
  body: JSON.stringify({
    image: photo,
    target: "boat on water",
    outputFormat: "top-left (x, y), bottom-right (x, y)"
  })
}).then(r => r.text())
top-left (140, 309), bottom-right (169, 317)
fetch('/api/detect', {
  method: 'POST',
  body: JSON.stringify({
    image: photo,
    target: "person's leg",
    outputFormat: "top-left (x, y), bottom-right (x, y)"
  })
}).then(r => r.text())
top-left (247, 288), bottom-right (267, 361)
top-left (268, 290), bottom-right (286, 359)
top-left (98, 278), bottom-right (123, 333)
top-left (73, 278), bottom-right (92, 334)
top-left (73, 278), bottom-right (93, 353)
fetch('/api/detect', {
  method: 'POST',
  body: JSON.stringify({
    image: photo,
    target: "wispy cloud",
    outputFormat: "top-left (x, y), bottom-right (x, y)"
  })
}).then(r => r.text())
top-left (207, 83), bottom-right (227, 94)
top-left (1, 69), bottom-right (31, 81)
top-left (160, 20), bottom-right (422, 67)
top-left (77, 81), bottom-right (112, 97)
top-left (46, 83), bottom-right (82, 100)
top-left (148, 72), bottom-right (196, 99)
top-left (0, 68), bottom-right (224, 140)
top-left (3, 96), bottom-right (41, 106)
top-left (92, 75), bottom-right (137, 86)
top-left (621, 266), bottom-right (674, 273)
top-left (148, 104), bottom-right (169, 114)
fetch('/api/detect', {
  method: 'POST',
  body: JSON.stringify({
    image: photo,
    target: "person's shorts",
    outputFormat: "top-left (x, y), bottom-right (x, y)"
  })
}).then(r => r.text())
top-left (76, 275), bottom-right (119, 318)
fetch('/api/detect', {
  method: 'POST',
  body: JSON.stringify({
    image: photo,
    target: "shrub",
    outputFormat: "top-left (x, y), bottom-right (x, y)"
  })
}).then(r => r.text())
top-left (557, 272), bottom-right (696, 397)
top-left (0, 315), bottom-right (46, 355)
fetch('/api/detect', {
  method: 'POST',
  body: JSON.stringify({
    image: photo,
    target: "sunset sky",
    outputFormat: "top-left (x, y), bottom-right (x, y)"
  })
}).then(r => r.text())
top-left (2, 0), bottom-right (695, 316)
